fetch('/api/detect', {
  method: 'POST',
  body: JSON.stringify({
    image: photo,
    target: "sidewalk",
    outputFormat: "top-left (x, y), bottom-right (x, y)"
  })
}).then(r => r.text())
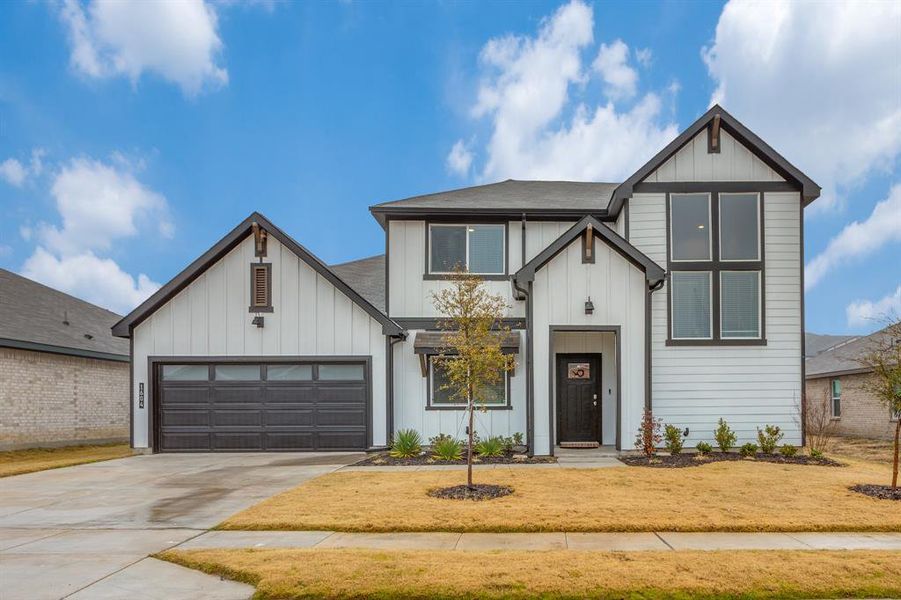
top-left (175, 530), bottom-right (901, 552)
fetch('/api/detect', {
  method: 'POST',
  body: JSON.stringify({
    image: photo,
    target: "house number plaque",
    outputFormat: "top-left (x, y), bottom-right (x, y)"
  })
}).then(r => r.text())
top-left (139, 383), bottom-right (144, 409)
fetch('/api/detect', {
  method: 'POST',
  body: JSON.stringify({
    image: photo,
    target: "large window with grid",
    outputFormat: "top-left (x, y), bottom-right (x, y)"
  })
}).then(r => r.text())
top-left (668, 192), bottom-right (763, 344)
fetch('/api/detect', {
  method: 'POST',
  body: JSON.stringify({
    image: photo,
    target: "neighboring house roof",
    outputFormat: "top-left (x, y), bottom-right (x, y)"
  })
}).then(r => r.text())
top-left (513, 215), bottom-right (666, 287)
top-left (609, 104), bottom-right (821, 214)
top-left (369, 180), bottom-right (618, 227)
top-left (112, 212), bottom-right (404, 338)
top-left (0, 269), bottom-right (129, 362)
top-left (806, 325), bottom-right (898, 378)
top-left (330, 255), bottom-right (385, 313)
top-left (805, 332), bottom-right (856, 359)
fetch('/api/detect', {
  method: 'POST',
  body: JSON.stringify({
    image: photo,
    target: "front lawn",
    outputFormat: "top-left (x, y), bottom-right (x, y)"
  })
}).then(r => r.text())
top-left (159, 548), bottom-right (901, 600)
top-left (0, 443), bottom-right (133, 478)
top-left (220, 459), bottom-right (901, 532)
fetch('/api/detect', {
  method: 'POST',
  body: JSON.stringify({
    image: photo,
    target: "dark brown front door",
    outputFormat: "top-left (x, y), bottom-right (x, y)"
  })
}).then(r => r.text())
top-left (557, 354), bottom-right (601, 443)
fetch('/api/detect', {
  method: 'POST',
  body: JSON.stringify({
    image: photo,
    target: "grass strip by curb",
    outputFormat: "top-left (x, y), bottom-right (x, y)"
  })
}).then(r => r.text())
top-left (0, 443), bottom-right (133, 478)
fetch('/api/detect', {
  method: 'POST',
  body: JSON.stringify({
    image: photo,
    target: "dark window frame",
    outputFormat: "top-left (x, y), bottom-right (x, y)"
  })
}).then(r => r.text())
top-left (249, 262), bottom-right (273, 313)
top-left (425, 354), bottom-right (512, 411)
top-left (666, 191), bottom-right (767, 346)
top-left (831, 378), bottom-right (842, 419)
top-left (424, 220), bottom-right (509, 281)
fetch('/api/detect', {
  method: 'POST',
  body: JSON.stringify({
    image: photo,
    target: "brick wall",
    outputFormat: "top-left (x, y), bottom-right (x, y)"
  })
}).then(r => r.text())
top-left (806, 373), bottom-right (898, 440)
top-left (0, 347), bottom-right (129, 450)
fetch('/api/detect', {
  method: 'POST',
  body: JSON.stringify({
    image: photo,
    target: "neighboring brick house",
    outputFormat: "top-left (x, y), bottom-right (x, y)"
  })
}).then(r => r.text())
top-left (805, 327), bottom-right (901, 441)
top-left (0, 269), bottom-right (129, 450)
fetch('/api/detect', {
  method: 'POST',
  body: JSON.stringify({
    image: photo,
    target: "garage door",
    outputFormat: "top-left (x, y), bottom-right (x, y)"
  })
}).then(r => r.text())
top-left (155, 361), bottom-right (368, 452)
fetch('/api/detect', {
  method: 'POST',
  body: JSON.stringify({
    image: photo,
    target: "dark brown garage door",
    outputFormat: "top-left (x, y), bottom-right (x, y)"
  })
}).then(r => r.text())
top-left (155, 360), bottom-right (368, 452)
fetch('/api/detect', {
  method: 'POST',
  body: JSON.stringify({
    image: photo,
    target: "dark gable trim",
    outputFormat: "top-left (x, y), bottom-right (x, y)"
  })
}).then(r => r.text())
top-left (609, 104), bottom-right (821, 216)
top-left (0, 337), bottom-right (129, 363)
top-left (514, 215), bottom-right (665, 286)
top-left (664, 191), bottom-right (767, 347)
top-left (112, 212), bottom-right (404, 338)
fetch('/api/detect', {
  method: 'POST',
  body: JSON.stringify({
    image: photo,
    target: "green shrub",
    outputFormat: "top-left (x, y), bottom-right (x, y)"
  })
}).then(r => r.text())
top-left (663, 424), bottom-right (686, 454)
top-left (474, 436), bottom-right (505, 458)
top-left (810, 448), bottom-right (824, 459)
top-left (511, 432), bottom-right (524, 447)
top-left (389, 428), bottom-right (422, 458)
top-left (739, 442), bottom-right (759, 457)
top-left (714, 418), bottom-right (737, 453)
top-left (756, 425), bottom-right (784, 454)
top-left (696, 441), bottom-right (713, 455)
top-left (431, 436), bottom-right (463, 461)
top-left (779, 444), bottom-right (798, 457)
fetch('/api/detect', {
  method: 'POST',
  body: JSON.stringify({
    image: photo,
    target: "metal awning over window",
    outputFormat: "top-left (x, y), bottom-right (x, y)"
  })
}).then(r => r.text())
top-left (413, 330), bottom-right (521, 355)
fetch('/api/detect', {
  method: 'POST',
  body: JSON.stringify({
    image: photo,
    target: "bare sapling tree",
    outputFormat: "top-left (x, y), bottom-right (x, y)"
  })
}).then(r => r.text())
top-left (855, 318), bottom-right (901, 490)
top-left (432, 269), bottom-right (513, 489)
top-left (805, 388), bottom-right (839, 455)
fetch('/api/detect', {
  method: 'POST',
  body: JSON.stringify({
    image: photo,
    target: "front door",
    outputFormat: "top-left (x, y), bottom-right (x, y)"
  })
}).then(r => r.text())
top-left (556, 354), bottom-right (601, 443)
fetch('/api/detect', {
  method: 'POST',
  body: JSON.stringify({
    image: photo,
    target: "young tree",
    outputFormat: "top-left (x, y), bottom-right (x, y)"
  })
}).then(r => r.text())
top-left (855, 319), bottom-right (901, 490)
top-left (432, 270), bottom-right (514, 489)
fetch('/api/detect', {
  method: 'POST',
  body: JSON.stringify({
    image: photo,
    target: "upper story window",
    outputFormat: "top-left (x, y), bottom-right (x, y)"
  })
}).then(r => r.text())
top-left (668, 192), bottom-right (763, 344)
top-left (428, 224), bottom-right (505, 275)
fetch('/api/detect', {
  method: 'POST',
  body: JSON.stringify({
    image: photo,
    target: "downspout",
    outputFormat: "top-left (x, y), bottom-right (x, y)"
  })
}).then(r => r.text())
top-left (645, 277), bottom-right (666, 412)
top-left (512, 277), bottom-right (533, 457)
top-left (386, 333), bottom-right (405, 446)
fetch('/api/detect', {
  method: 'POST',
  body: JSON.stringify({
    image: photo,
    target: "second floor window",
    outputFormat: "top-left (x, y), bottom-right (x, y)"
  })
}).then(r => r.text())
top-left (668, 192), bottom-right (763, 342)
top-left (429, 224), bottom-right (505, 275)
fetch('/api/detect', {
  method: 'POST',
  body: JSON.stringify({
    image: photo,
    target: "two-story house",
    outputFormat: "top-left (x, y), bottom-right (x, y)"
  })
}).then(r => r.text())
top-left (113, 105), bottom-right (819, 455)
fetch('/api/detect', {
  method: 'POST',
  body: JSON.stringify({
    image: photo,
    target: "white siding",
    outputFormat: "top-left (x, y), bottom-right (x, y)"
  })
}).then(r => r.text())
top-left (643, 129), bottom-right (784, 183)
top-left (531, 237), bottom-right (647, 455)
top-left (629, 190), bottom-right (803, 445)
top-left (391, 330), bottom-right (527, 441)
top-left (132, 234), bottom-right (388, 449)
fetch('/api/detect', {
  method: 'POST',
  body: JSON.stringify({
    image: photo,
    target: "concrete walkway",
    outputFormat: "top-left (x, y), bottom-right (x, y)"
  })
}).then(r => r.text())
top-left (176, 530), bottom-right (901, 552)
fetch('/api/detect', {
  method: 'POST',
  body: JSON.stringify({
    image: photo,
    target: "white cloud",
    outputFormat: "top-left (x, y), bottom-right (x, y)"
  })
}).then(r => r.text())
top-left (635, 47), bottom-right (652, 68)
top-left (0, 159), bottom-right (27, 187)
top-left (592, 39), bottom-right (638, 100)
top-left (446, 139), bottom-right (474, 176)
top-left (38, 157), bottom-right (172, 256)
top-left (464, 0), bottom-right (677, 183)
top-left (805, 183), bottom-right (901, 290)
top-left (19, 155), bottom-right (171, 314)
top-left (847, 285), bottom-right (901, 328)
top-left (60, 0), bottom-right (228, 96)
top-left (22, 248), bottom-right (160, 315)
top-left (703, 0), bottom-right (901, 212)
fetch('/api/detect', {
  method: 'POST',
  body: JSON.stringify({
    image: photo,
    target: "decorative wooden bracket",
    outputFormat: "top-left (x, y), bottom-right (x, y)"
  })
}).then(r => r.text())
top-left (252, 222), bottom-right (268, 257)
top-left (708, 114), bottom-right (721, 154)
top-left (419, 354), bottom-right (429, 378)
top-left (582, 223), bottom-right (595, 263)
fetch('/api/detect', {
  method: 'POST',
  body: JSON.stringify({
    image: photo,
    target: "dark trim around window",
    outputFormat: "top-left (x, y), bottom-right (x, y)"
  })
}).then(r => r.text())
top-left (424, 220), bottom-right (509, 280)
top-left (248, 262), bottom-right (273, 313)
top-left (665, 191), bottom-right (767, 346)
top-left (425, 355), bottom-right (512, 410)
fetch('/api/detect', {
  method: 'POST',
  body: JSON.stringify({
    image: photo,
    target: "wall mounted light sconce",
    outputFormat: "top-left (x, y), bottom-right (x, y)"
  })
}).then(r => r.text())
top-left (585, 297), bottom-right (594, 315)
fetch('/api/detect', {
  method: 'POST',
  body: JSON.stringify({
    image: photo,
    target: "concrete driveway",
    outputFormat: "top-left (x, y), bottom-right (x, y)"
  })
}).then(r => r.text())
top-left (0, 452), bottom-right (362, 600)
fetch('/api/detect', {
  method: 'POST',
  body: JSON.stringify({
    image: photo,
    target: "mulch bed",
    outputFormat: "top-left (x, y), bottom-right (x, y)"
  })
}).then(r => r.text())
top-left (850, 484), bottom-right (901, 501)
top-left (355, 452), bottom-right (556, 466)
top-left (428, 484), bottom-right (513, 501)
top-left (620, 452), bottom-right (843, 468)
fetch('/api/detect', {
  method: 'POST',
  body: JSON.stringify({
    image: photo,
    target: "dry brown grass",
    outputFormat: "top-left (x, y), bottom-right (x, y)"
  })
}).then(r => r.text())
top-left (0, 443), bottom-right (133, 478)
top-left (826, 435), bottom-right (896, 465)
top-left (221, 459), bottom-right (901, 532)
top-left (159, 548), bottom-right (901, 600)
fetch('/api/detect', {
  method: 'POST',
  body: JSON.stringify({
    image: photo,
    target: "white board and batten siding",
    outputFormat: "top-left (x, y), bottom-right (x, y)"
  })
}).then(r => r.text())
top-left (628, 127), bottom-right (803, 445)
top-left (530, 230), bottom-right (647, 455)
top-left (132, 234), bottom-right (388, 449)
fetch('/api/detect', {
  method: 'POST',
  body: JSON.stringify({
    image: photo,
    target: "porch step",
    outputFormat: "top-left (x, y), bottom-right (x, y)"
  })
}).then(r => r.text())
top-left (559, 442), bottom-right (600, 449)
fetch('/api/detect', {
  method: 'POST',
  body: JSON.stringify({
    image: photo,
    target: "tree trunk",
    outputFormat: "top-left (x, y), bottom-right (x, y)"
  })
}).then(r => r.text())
top-left (893, 418), bottom-right (899, 490)
top-left (467, 389), bottom-right (475, 489)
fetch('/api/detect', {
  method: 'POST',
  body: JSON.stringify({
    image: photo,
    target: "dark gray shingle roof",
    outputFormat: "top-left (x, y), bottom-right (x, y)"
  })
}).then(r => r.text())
top-left (330, 255), bottom-right (385, 313)
top-left (806, 325), bottom-right (897, 378)
top-left (0, 269), bottom-right (128, 359)
top-left (805, 333), bottom-right (856, 359)
top-left (371, 179), bottom-right (618, 212)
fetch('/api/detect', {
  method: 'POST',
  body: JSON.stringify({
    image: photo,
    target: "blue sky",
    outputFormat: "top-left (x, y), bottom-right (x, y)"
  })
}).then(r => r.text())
top-left (0, 0), bottom-right (898, 335)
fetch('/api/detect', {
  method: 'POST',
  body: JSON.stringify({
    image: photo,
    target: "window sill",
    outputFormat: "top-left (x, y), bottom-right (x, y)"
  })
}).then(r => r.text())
top-left (666, 338), bottom-right (767, 347)
top-left (423, 274), bottom-right (509, 281)
top-left (425, 405), bottom-right (513, 411)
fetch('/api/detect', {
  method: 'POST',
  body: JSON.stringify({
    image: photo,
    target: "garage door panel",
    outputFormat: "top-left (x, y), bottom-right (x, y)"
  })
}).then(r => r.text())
top-left (162, 410), bottom-right (210, 427)
top-left (158, 360), bottom-right (368, 452)
top-left (265, 410), bottom-right (313, 426)
top-left (318, 385), bottom-right (366, 404)
top-left (212, 410), bottom-right (262, 427)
